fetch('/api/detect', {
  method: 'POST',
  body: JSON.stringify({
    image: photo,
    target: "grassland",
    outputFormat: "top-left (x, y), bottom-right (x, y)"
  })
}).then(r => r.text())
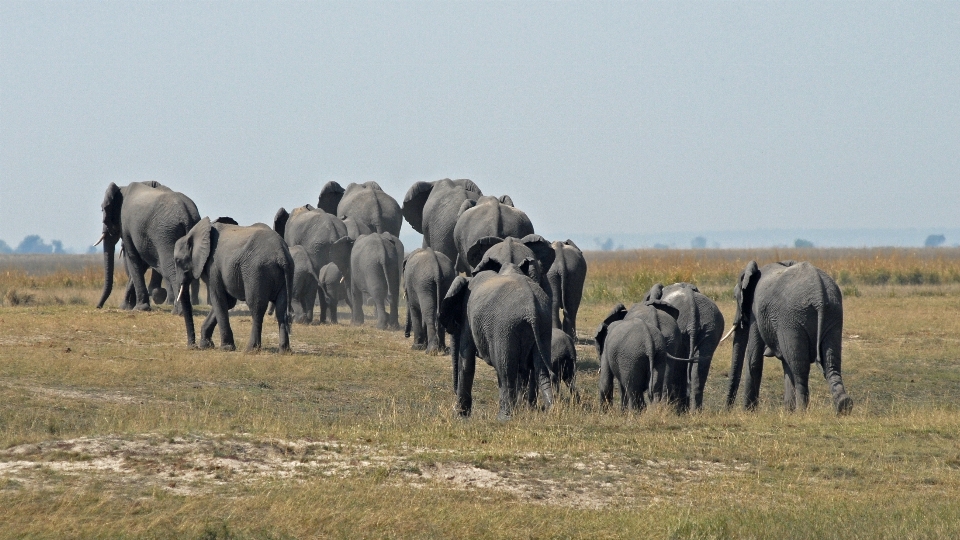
top-left (1, 249), bottom-right (960, 538)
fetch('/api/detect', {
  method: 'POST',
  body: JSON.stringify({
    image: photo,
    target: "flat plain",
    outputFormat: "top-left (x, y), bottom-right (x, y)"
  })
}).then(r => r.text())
top-left (1, 249), bottom-right (960, 538)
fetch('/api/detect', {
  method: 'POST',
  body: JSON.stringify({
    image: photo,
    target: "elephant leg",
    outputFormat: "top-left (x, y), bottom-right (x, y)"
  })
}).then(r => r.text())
top-left (493, 343), bottom-right (521, 421)
top-left (780, 328), bottom-right (813, 410)
top-left (410, 304), bottom-right (426, 350)
top-left (190, 279), bottom-right (201, 306)
top-left (121, 269), bottom-right (137, 310)
top-left (199, 310), bottom-right (217, 349)
top-left (455, 328), bottom-right (477, 417)
top-left (206, 276), bottom-right (235, 351)
top-left (274, 286), bottom-right (291, 352)
top-left (125, 251), bottom-right (152, 311)
top-left (742, 326), bottom-right (766, 410)
top-left (598, 355), bottom-right (615, 411)
top-left (247, 303), bottom-right (266, 353)
top-left (148, 269), bottom-right (167, 306)
top-left (350, 280), bottom-right (365, 326)
top-left (388, 274), bottom-right (400, 330)
top-left (373, 295), bottom-right (388, 330)
top-left (549, 277), bottom-right (563, 330)
top-left (318, 291), bottom-right (329, 324)
top-left (421, 291), bottom-right (440, 354)
top-left (692, 354), bottom-right (713, 411)
top-left (782, 362), bottom-right (797, 411)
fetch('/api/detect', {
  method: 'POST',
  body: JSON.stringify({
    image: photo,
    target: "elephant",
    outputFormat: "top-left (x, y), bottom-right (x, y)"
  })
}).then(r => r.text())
top-left (318, 181), bottom-right (403, 237)
top-left (598, 316), bottom-right (674, 412)
top-left (546, 240), bottom-right (587, 340)
top-left (550, 328), bottom-right (580, 401)
top-left (401, 178), bottom-right (483, 267)
top-left (453, 195), bottom-right (535, 273)
top-left (288, 245), bottom-right (318, 324)
top-left (439, 261), bottom-right (554, 420)
top-left (317, 262), bottom-right (350, 324)
top-left (174, 217), bottom-right (294, 352)
top-left (95, 181), bottom-right (200, 313)
top-left (274, 204), bottom-right (354, 300)
top-left (594, 301), bottom-right (683, 404)
top-left (724, 260), bottom-right (853, 414)
top-left (467, 235), bottom-right (555, 300)
top-left (642, 283), bottom-right (725, 412)
top-left (349, 232), bottom-right (403, 329)
top-left (403, 247), bottom-right (456, 354)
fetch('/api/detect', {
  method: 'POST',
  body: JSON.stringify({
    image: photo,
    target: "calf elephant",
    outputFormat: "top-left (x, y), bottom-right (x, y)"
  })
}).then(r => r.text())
top-left (174, 217), bottom-right (294, 353)
top-left (403, 247), bottom-right (456, 354)
top-left (318, 181), bottom-right (403, 237)
top-left (439, 261), bottom-right (554, 420)
top-left (725, 261), bottom-right (853, 414)
top-left (96, 181), bottom-right (200, 313)
top-left (350, 232), bottom-right (403, 329)
top-left (317, 262), bottom-right (350, 324)
top-left (550, 328), bottom-right (580, 401)
top-left (402, 178), bottom-right (483, 266)
top-left (642, 283), bottom-right (725, 412)
top-left (546, 240), bottom-right (587, 340)
top-left (452, 195), bottom-right (535, 273)
top-left (288, 245), bottom-right (318, 324)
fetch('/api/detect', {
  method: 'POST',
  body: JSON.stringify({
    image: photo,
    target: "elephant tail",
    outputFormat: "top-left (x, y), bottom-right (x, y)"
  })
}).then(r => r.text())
top-left (282, 251), bottom-right (294, 335)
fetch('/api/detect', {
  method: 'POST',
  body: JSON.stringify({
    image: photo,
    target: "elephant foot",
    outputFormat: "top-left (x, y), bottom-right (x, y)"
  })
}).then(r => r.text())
top-left (835, 395), bottom-right (854, 415)
top-left (151, 288), bottom-right (167, 305)
top-left (133, 303), bottom-right (151, 312)
top-left (411, 343), bottom-right (426, 351)
top-left (198, 339), bottom-right (215, 350)
top-left (119, 302), bottom-right (134, 310)
top-left (221, 343), bottom-right (236, 352)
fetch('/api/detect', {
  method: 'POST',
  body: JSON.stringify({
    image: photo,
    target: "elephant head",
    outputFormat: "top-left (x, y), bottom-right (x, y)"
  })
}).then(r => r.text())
top-left (172, 217), bottom-right (216, 347)
top-left (317, 181), bottom-right (346, 214)
top-left (95, 183), bottom-right (124, 308)
top-left (645, 283), bottom-right (701, 361)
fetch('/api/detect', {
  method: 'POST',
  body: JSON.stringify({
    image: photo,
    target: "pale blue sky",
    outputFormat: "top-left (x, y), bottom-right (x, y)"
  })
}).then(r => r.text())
top-left (2, 1), bottom-right (959, 250)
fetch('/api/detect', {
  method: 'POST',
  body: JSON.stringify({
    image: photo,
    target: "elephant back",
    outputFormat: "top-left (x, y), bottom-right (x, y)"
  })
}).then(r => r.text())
top-left (338, 182), bottom-right (403, 237)
top-left (453, 197), bottom-right (535, 272)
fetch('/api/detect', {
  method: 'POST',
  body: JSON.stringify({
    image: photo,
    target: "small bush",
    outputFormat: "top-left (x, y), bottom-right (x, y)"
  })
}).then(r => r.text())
top-left (4, 289), bottom-right (35, 306)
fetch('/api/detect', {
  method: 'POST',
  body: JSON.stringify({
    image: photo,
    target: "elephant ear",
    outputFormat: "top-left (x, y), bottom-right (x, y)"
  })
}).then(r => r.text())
top-left (642, 283), bottom-right (664, 303)
top-left (343, 217), bottom-right (371, 241)
top-left (647, 300), bottom-right (680, 321)
top-left (457, 198), bottom-right (477, 218)
top-left (498, 194), bottom-right (514, 207)
top-left (594, 303), bottom-right (629, 358)
top-left (517, 257), bottom-right (540, 282)
top-left (213, 216), bottom-right (238, 225)
top-left (401, 181), bottom-right (435, 233)
top-left (190, 217), bottom-right (213, 276)
top-left (318, 181), bottom-right (345, 214)
top-left (734, 261), bottom-right (760, 329)
top-left (520, 234), bottom-right (556, 271)
top-left (453, 178), bottom-right (482, 196)
top-left (274, 208), bottom-right (290, 238)
top-left (330, 236), bottom-right (354, 274)
top-left (102, 182), bottom-right (123, 228)
top-left (439, 276), bottom-right (470, 333)
top-left (467, 236), bottom-right (503, 270)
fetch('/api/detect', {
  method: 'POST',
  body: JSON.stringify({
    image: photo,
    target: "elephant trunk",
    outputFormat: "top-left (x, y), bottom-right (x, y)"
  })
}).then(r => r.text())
top-left (726, 327), bottom-right (748, 407)
top-left (179, 282), bottom-right (196, 347)
top-left (96, 240), bottom-right (118, 309)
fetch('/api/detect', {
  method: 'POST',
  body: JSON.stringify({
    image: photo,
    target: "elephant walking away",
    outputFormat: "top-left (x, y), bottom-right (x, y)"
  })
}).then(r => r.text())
top-left (403, 247), bottom-right (456, 354)
top-left (452, 195), bottom-right (535, 273)
top-left (724, 261), bottom-right (853, 414)
top-left (318, 181), bottom-right (403, 237)
top-left (550, 329), bottom-right (580, 401)
top-left (288, 245), bottom-right (318, 324)
top-left (275, 205), bottom-right (354, 299)
top-left (402, 179), bottom-right (483, 266)
top-left (318, 263), bottom-right (350, 324)
top-left (96, 181), bottom-right (200, 313)
top-left (350, 232), bottom-right (403, 330)
top-left (546, 240), bottom-right (587, 340)
top-left (467, 235), bottom-right (555, 299)
top-left (439, 262), bottom-right (554, 420)
top-left (174, 217), bottom-right (294, 353)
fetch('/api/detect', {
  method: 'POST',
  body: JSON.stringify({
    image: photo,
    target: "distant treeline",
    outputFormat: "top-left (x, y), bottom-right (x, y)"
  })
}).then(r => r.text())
top-left (0, 235), bottom-right (95, 255)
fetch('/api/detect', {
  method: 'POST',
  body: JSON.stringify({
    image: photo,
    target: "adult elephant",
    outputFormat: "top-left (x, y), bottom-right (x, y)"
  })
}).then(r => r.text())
top-left (453, 195), bottom-right (535, 273)
top-left (439, 261), bottom-right (554, 420)
top-left (318, 181), bottom-right (403, 237)
top-left (403, 247), bottom-right (456, 354)
top-left (350, 232), bottom-right (403, 330)
top-left (174, 217), bottom-right (294, 352)
top-left (402, 179), bottom-right (483, 268)
top-left (546, 240), bottom-right (587, 340)
top-left (95, 181), bottom-right (200, 313)
top-left (724, 261), bottom-right (853, 414)
top-left (642, 283), bottom-right (725, 412)
top-left (274, 204), bottom-right (354, 298)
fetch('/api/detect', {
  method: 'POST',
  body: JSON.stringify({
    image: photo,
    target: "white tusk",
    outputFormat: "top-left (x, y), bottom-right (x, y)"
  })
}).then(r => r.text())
top-left (719, 326), bottom-right (736, 344)
top-left (93, 233), bottom-right (105, 247)
top-left (339, 276), bottom-right (345, 284)
top-left (177, 284), bottom-right (187, 303)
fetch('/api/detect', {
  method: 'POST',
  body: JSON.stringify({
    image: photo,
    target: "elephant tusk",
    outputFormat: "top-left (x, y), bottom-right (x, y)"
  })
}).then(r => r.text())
top-left (177, 284), bottom-right (187, 303)
top-left (340, 276), bottom-right (345, 284)
top-left (719, 326), bottom-right (736, 344)
top-left (94, 233), bottom-right (105, 247)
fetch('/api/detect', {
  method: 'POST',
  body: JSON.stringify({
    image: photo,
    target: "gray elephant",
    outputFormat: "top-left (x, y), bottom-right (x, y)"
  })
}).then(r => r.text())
top-left (724, 261), bottom-right (853, 414)
top-left (174, 217), bottom-right (294, 352)
top-left (598, 317), bottom-right (673, 412)
top-left (546, 240), bottom-right (587, 340)
top-left (403, 247), bottom-right (456, 354)
top-left (275, 204), bottom-right (353, 297)
top-left (402, 178), bottom-right (483, 266)
top-left (350, 232), bottom-right (403, 329)
top-left (318, 181), bottom-right (403, 236)
top-left (439, 261), bottom-right (554, 420)
top-left (453, 195), bottom-right (536, 273)
top-left (288, 245), bottom-right (318, 324)
top-left (642, 283), bottom-right (725, 412)
top-left (594, 301), bottom-right (683, 404)
top-left (550, 328), bottom-right (580, 401)
top-left (96, 181), bottom-right (200, 313)
top-left (467, 235), bottom-right (555, 300)
top-left (318, 262), bottom-right (350, 324)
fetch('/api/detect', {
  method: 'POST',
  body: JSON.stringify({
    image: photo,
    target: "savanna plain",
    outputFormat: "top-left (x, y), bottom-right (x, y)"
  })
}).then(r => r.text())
top-left (2, 249), bottom-right (960, 538)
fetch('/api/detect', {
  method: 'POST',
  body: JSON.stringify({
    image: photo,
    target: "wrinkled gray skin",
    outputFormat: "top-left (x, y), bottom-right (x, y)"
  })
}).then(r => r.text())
top-left (439, 262), bottom-right (554, 420)
top-left (288, 245), bottom-right (318, 324)
top-left (726, 261), bottom-right (853, 414)
top-left (550, 328), bottom-right (580, 401)
top-left (546, 240), bottom-right (587, 340)
top-left (642, 283), bottom-right (725, 412)
top-left (318, 181), bottom-right (403, 237)
top-left (467, 235), bottom-right (555, 299)
top-left (594, 301), bottom-right (683, 404)
top-left (96, 181), bottom-right (200, 313)
top-left (453, 195), bottom-right (536, 273)
top-left (174, 218), bottom-right (294, 353)
top-left (317, 262), bottom-right (350, 324)
top-left (402, 178), bottom-right (483, 268)
top-left (350, 232), bottom-right (403, 329)
top-left (403, 247), bottom-right (456, 354)
top-left (275, 204), bottom-right (354, 302)
top-left (598, 317), bottom-right (670, 412)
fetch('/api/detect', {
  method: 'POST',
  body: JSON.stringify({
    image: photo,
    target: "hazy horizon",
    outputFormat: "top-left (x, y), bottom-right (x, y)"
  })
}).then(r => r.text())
top-left (2, 2), bottom-right (959, 251)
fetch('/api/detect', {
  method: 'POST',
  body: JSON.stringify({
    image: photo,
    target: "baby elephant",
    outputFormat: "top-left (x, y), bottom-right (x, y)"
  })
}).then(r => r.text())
top-left (403, 247), bottom-right (456, 354)
top-left (550, 329), bottom-right (580, 401)
top-left (317, 262), bottom-right (350, 324)
top-left (288, 245), bottom-right (318, 324)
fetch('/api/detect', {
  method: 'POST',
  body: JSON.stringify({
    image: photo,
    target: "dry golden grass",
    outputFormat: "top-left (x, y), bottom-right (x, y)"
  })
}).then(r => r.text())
top-left (1, 252), bottom-right (960, 538)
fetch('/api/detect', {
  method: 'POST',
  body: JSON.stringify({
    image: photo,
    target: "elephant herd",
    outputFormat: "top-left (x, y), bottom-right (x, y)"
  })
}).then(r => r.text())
top-left (94, 180), bottom-right (853, 421)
